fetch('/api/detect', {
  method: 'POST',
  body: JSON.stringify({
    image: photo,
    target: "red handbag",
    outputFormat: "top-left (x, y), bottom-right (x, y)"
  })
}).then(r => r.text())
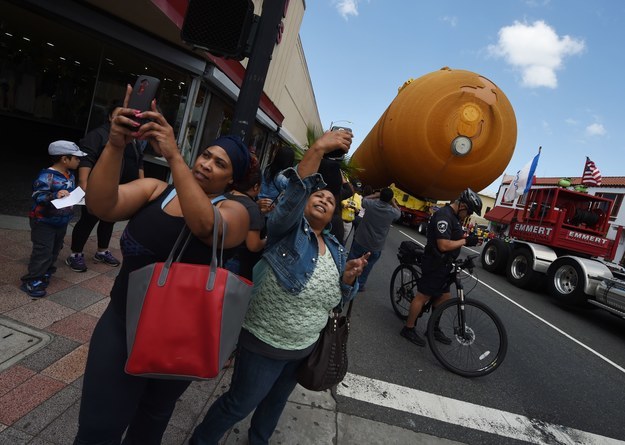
top-left (125, 206), bottom-right (253, 380)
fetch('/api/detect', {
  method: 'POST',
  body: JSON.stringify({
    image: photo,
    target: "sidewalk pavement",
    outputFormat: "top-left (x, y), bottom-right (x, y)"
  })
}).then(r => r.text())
top-left (0, 214), bottom-right (464, 445)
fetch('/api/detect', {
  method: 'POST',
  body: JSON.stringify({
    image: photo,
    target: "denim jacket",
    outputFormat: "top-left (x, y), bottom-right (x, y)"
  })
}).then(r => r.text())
top-left (261, 167), bottom-right (358, 305)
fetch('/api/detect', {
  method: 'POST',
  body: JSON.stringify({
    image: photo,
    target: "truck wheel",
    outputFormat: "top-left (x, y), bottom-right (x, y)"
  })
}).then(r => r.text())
top-left (401, 213), bottom-right (412, 227)
top-left (506, 248), bottom-right (540, 289)
top-left (418, 222), bottom-right (427, 234)
top-left (547, 258), bottom-right (588, 306)
top-left (481, 239), bottom-right (510, 274)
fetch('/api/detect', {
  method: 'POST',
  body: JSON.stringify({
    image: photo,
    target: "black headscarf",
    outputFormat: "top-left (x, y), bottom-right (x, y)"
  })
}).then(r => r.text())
top-left (210, 135), bottom-right (250, 182)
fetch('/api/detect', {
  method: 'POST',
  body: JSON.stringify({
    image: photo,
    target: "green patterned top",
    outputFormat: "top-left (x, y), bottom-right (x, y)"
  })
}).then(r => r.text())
top-left (242, 248), bottom-right (341, 350)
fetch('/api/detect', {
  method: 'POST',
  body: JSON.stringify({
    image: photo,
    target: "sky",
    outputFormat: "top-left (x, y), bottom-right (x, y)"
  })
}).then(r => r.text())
top-left (298, 0), bottom-right (625, 195)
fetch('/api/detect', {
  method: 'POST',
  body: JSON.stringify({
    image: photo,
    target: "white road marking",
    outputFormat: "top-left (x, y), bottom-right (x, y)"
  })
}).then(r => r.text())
top-left (398, 229), bottom-right (625, 375)
top-left (337, 373), bottom-right (625, 444)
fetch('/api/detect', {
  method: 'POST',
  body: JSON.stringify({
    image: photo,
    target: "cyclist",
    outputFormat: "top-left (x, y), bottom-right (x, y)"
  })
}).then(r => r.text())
top-left (400, 188), bottom-right (482, 346)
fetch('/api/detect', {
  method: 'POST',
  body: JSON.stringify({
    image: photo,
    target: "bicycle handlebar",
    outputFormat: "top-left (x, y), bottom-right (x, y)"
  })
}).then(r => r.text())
top-left (452, 253), bottom-right (480, 273)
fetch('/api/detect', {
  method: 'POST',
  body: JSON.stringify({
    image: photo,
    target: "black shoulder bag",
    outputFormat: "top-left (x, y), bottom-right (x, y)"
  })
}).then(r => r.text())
top-left (296, 299), bottom-right (353, 391)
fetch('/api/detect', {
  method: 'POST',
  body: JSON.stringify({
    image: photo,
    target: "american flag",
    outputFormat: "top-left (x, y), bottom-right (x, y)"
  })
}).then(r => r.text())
top-left (581, 157), bottom-right (602, 186)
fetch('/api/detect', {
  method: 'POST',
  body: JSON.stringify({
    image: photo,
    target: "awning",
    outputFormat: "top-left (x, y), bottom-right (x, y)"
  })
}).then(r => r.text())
top-left (483, 206), bottom-right (518, 225)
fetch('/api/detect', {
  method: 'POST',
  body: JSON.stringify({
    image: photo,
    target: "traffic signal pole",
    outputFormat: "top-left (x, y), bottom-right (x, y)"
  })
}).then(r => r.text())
top-left (230, 0), bottom-right (288, 144)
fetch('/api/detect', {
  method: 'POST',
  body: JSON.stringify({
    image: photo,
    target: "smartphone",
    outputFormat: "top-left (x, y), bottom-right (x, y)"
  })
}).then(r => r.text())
top-left (127, 75), bottom-right (160, 125)
top-left (324, 126), bottom-right (352, 160)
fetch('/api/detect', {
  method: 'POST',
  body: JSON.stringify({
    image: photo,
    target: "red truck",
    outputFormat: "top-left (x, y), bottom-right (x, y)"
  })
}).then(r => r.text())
top-left (481, 186), bottom-right (625, 318)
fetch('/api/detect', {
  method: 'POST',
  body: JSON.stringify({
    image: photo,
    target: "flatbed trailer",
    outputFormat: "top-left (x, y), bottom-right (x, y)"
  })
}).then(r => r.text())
top-left (390, 184), bottom-right (432, 233)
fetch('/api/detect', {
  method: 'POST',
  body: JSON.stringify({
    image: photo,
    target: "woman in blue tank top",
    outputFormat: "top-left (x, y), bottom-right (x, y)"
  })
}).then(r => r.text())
top-left (73, 86), bottom-right (251, 445)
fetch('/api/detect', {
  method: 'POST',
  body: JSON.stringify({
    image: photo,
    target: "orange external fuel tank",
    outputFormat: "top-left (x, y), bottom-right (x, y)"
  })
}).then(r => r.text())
top-left (350, 67), bottom-right (517, 200)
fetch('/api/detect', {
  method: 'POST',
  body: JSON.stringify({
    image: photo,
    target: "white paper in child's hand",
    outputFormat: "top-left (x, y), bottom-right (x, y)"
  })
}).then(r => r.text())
top-left (52, 187), bottom-right (85, 209)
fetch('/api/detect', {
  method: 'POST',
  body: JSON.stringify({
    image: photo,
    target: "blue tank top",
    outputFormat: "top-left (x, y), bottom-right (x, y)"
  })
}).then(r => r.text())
top-left (109, 185), bottom-right (234, 318)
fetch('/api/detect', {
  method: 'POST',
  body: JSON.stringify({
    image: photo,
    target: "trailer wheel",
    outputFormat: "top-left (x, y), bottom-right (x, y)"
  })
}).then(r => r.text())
top-left (547, 258), bottom-right (588, 306)
top-left (506, 248), bottom-right (540, 289)
top-left (481, 239), bottom-right (510, 274)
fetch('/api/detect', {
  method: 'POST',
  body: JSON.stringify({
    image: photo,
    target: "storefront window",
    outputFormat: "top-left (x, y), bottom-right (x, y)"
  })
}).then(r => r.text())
top-left (180, 83), bottom-right (210, 165)
top-left (259, 136), bottom-right (285, 172)
top-left (2, 0), bottom-right (282, 185)
top-left (0, 1), bottom-right (99, 130)
top-left (0, 0), bottom-right (192, 136)
top-left (249, 124), bottom-right (268, 158)
top-left (87, 47), bottom-right (194, 180)
top-left (1, 0), bottom-right (194, 181)
top-left (89, 45), bottom-right (192, 137)
top-left (196, 93), bottom-right (231, 157)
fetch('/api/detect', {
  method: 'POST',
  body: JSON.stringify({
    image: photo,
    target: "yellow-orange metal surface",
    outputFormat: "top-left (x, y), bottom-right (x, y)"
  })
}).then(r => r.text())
top-left (351, 67), bottom-right (517, 200)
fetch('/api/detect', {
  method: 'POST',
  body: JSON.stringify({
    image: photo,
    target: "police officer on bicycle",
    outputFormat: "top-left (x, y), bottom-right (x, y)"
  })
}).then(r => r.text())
top-left (400, 188), bottom-right (482, 346)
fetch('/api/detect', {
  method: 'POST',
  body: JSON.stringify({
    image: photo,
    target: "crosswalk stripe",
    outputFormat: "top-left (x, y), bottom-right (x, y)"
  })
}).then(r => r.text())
top-left (337, 373), bottom-right (624, 444)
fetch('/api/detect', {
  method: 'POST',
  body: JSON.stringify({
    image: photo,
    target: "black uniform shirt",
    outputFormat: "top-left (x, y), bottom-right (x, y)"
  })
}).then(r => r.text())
top-left (426, 204), bottom-right (465, 261)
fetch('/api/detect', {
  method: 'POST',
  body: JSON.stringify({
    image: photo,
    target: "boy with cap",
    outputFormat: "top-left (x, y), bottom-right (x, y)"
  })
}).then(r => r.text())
top-left (20, 140), bottom-right (87, 297)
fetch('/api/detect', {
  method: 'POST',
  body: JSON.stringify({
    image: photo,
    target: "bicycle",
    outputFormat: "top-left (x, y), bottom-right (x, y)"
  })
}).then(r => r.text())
top-left (390, 241), bottom-right (508, 377)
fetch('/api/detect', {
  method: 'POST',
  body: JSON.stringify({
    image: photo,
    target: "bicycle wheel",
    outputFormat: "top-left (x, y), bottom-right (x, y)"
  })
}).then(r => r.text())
top-left (389, 264), bottom-right (420, 320)
top-left (427, 298), bottom-right (507, 377)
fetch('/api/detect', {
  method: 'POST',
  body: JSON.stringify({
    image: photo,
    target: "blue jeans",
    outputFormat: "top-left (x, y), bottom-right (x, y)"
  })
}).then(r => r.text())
top-left (191, 346), bottom-right (303, 445)
top-left (347, 239), bottom-right (381, 287)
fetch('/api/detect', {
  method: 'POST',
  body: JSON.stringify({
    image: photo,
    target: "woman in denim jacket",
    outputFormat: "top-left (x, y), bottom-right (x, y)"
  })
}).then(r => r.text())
top-left (190, 131), bottom-right (370, 445)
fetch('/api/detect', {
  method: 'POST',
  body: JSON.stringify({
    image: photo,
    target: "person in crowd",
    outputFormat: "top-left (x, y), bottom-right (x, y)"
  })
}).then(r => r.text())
top-left (467, 221), bottom-right (475, 233)
top-left (341, 183), bottom-right (362, 244)
top-left (73, 87), bottom-right (250, 445)
top-left (347, 187), bottom-right (401, 292)
top-left (317, 159), bottom-right (354, 242)
top-left (20, 140), bottom-right (87, 298)
top-left (400, 189), bottom-right (482, 347)
top-left (224, 153), bottom-right (266, 281)
top-left (66, 102), bottom-right (144, 273)
top-left (257, 145), bottom-right (294, 215)
top-left (353, 184), bottom-right (373, 231)
top-left (189, 130), bottom-right (370, 445)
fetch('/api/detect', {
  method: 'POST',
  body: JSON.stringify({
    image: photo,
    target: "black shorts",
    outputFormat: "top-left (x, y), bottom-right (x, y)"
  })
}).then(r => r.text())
top-left (419, 255), bottom-right (452, 298)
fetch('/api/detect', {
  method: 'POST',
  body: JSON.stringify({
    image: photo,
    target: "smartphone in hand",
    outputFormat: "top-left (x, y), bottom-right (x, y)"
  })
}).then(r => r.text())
top-left (324, 126), bottom-right (352, 160)
top-left (127, 75), bottom-right (160, 125)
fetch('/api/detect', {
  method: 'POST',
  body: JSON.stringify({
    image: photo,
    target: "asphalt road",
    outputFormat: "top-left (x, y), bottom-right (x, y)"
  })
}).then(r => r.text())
top-left (337, 223), bottom-right (625, 444)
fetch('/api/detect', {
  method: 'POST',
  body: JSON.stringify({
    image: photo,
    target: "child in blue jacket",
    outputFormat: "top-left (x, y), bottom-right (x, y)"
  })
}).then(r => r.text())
top-left (20, 140), bottom-right (87, 297)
